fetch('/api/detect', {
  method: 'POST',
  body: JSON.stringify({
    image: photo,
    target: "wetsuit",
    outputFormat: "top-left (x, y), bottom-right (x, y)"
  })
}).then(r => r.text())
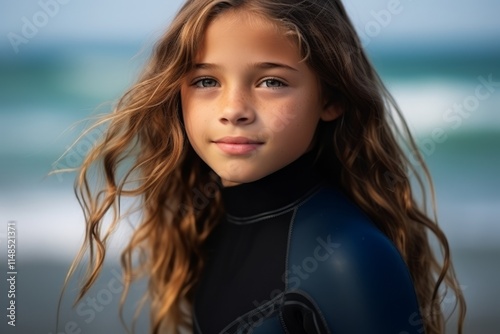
top-left (193, 153), bottom-right (424, 334)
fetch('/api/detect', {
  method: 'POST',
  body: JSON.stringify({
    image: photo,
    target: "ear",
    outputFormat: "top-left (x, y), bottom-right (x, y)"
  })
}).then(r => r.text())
top-left (320, 103), bottom-right (343, 122)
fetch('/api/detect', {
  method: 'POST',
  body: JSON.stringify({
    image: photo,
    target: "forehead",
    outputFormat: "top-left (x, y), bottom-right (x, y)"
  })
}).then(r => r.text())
top-left (210, 9), bottom-right (282, 33)
top-left (194, 9), bottom-right (301, 63)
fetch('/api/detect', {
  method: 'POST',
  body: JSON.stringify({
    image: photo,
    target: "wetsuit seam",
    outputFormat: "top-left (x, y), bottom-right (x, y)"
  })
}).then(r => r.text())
top-left (282, 300), bottom-right (322, 333)
top-left (217, 293), bottom-right (284, 334)
top-left (284, 191), bottom-right (333, 334)
top-left (280, 206), bottom-right (298, 334)
top-left (284, 207), bottom-right (297, 291)
top-left (286, 290), bottom-right (332, 334)
top-left (279, 310), bottom-right (291, 334)
top-left (225, 184), bottom-right (323, 224)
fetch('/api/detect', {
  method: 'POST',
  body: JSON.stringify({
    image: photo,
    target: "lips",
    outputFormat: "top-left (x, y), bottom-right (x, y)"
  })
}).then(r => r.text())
top-left (213, 136), bottom-right (264, 155)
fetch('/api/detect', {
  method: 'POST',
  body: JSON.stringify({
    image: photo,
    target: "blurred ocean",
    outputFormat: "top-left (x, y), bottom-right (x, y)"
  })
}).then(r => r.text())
top-left (0, 41), bottom-right (499, 333)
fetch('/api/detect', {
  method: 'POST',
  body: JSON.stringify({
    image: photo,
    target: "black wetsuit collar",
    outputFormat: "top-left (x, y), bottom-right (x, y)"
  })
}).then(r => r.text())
top-left (220, 151), bottom-right (323, 219)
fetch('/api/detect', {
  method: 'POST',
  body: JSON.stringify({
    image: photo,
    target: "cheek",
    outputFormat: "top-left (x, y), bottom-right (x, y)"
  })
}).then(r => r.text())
top-left (181, 94), bottom-right (200, 130)
top-left (276, 100), bottom-right (319, 131)
top-left (265, 109), bottom-right (314, 148)
top-left (184, 118), bottom-right (205, 150)
top-left (261, 102), bottom-right (299, 135)
top-left (180, 91), bottom-right (190, 128)
top-left (181, 106), bottom-right (200, 146)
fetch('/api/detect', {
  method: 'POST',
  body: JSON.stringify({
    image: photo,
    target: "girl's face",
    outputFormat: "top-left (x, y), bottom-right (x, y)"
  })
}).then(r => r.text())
top-left (181, 10), bottom-right (340, 186)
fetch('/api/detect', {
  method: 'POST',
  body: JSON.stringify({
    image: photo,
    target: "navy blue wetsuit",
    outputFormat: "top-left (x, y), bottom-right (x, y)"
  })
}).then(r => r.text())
top-left (193, 153), bottom-right (424, 334)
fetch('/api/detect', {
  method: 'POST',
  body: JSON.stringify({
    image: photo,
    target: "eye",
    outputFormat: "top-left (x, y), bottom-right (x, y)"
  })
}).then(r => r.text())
top-left (193, 78), bottom-right (219, 88)
top-left (259, 78), bottom-right (286, 88)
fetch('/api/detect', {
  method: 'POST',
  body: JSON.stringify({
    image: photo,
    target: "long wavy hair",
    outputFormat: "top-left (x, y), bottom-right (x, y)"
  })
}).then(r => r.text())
top-left (63, 0), bottom-right (466, 333)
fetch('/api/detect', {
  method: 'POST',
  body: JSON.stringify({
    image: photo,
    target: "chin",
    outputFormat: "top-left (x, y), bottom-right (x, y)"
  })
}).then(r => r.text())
top-left (217, 170), bottom-right (269, 187)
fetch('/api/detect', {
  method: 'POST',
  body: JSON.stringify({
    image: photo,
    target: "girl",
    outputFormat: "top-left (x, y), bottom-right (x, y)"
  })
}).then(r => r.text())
top-left (66, 0), bottom-right (466, 333)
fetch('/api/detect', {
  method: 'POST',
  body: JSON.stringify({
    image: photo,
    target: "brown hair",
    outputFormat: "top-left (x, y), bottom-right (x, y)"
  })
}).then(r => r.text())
top-left (63, 0), bottom-right (466, 333)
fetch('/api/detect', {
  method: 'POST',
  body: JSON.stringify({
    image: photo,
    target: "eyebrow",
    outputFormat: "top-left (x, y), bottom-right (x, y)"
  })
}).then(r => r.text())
top-left (193, 62), bottom-right (298, 72)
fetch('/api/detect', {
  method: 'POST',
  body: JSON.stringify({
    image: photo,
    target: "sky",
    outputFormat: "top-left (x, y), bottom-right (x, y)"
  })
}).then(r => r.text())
top-left (1, 0), bottom-right (500, 51)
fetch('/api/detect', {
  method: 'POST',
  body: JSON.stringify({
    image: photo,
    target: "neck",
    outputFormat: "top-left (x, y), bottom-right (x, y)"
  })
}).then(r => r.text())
top-left (220, 151), bottom-right (324, 220)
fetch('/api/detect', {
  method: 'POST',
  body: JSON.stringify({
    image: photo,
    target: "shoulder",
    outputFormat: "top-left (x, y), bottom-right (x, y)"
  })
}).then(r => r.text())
top-left (284, 186), bottom-right (423, 333)
top-left (290, 185), bottom-right (403, 267)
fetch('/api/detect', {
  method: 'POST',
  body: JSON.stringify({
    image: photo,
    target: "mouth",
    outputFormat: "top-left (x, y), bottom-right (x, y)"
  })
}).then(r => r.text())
top-left (212, 136), bottom-right (264, 155)
top-left (214, 136), bottom-right (264, 144)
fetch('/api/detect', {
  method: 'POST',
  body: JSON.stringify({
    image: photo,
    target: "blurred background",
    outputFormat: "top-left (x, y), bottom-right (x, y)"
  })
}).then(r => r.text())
top-left (0, 0), bottom-right (499, 333)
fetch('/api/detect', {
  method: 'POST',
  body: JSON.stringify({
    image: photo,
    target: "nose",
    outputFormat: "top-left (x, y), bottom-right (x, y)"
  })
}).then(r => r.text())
top-left (219, 88), bottom-right (256, 125)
